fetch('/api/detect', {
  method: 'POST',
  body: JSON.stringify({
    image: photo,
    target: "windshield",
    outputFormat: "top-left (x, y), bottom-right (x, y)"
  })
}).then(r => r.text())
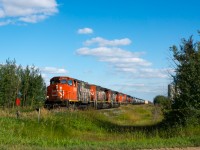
top-left (50, 78), bottom-right (60, 84)
top-left (61, 79), bottom-right (67, 84)
top-left (50, 78), bottom-right (72, 85)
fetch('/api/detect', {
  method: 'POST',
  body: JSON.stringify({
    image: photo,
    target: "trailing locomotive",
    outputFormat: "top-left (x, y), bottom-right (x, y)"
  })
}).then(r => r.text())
top-left (45, 76), bottom-right (136, 109)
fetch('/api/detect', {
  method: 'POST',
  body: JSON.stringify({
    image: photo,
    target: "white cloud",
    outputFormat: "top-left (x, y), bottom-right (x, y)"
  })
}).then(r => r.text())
top-left (114, 83), bottom-right (145, 88)
top-left (0, 19), bottom-right (12, 26)
top-left (41, 67), bottom-right (67, 74)
top-left (41, 73), bottom-right (47, 78)
top-left (137, 68), bottom-right (168, 79)
top-left (84, 37), bottom-right (132, 47)
top-left (19, 15), bottom-right (47, 23)
top-left (76, 46), bottom-right (152, 68)
top-left (78, 28), bottom-right (93, 34)
top-left (0, 9), bottom-right (5, 17)
top-left (76, 37), bottom-right (168, 79)
top-left (114, 63), bottom-right (169, 79)
top-left (100, 57), bottom-right (151, 67)
top-left (0, 0), bottom-right (58, 25)
top-left (77, 47), bottom-right (141, 58)
top-left (39, 66), bottom-right (68, 85)
top-left (112, 82), bottom-right (168, 100)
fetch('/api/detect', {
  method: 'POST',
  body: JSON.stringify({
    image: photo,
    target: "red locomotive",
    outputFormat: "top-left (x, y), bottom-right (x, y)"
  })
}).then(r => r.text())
top-left (45, 76), bottom-right (137, 109)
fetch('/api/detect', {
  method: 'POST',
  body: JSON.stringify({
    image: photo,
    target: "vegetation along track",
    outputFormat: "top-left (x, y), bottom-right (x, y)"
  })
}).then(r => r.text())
top-left (0, 104), bottom-right (199, 149)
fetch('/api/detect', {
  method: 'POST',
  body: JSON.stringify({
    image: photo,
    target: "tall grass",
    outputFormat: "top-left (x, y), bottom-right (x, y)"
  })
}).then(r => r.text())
top-left (0, 105), bottom-right (199, 149)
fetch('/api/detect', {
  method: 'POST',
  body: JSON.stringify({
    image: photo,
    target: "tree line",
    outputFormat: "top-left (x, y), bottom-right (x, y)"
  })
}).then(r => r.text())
top-left (0, 59), bottom-right (46, 108)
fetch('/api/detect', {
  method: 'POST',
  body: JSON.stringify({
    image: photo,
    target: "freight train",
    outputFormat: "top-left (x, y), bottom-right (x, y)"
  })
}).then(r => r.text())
top-left (45, 76), bottom-right (146, 109)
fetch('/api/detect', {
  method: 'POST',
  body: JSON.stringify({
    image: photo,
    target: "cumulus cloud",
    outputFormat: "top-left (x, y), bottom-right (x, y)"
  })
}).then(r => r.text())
top-left (39, 66), bottom-right (68, 85)
top-left (113, 82), bottom-right (168, 98)
top-left (41, 67), bottom-right (67, 74)
top-left (137, 68), bottom-right (168, 78)
top-left (77, 47), bottom-right (142, 58)
top-left (76, 37), bottom-right (168, 79)
top-left (0, 9), bottom-right (4, 18)
top-left (84, 37), bottom-right (132, 47)
top-left (100, 57), bottom-right (151, 67)
top-left (76, 46), bottom-right (152, 71)
top-left (114, 83), bottom-right (145, 88)
top-left (78, 28), bottom-right (93, 34)
top-left (0, 0), bottom-right (58, 25)
top-left (19, 14), bottom-right (47, 23)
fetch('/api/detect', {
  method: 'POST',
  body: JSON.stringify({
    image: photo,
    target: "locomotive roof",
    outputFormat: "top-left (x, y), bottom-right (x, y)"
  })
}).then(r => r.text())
top-left (50, 76), bottom-right (75, 80)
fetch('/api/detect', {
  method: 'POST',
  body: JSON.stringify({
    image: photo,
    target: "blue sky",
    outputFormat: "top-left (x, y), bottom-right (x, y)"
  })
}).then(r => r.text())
top-left (0, 0), bottom-right (200, 101)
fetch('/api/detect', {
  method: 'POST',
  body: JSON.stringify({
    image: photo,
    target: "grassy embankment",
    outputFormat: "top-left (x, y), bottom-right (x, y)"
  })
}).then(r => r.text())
top-left (0, 104), bottom-right (200, 149)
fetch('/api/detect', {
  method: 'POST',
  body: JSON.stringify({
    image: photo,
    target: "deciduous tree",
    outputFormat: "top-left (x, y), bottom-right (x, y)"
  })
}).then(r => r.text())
top-left (168, 35), bottom-right (200, 124)
top-left (0, 59), bottom-right (46, 108)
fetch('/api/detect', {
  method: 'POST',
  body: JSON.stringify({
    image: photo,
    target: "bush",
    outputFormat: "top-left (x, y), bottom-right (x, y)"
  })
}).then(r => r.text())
top-left (153, 95), bottom-right (171, 110)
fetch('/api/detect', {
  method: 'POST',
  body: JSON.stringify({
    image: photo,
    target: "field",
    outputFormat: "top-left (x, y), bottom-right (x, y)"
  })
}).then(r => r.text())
top-left (0, 104), bottom-right (200, 150)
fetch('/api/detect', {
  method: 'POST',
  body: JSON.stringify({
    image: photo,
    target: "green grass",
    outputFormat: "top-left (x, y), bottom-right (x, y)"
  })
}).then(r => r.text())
top-left (0, 105), bottom-right (200, 149)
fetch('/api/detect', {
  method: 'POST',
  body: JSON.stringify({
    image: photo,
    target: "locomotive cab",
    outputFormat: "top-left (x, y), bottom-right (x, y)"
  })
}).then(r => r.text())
top-left (46, 77), bottom-right (78, 106)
